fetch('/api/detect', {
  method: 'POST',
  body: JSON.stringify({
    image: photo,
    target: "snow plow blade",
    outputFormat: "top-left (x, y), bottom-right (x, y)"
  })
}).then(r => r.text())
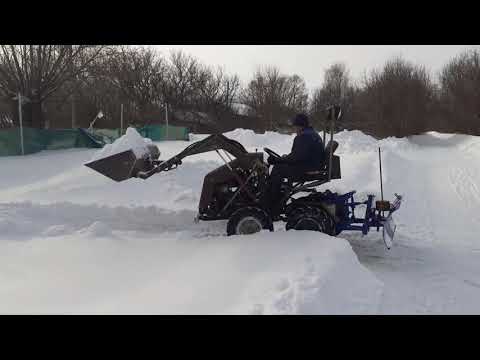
top-left (84, 149), bottom-right (156, 182)
top-left (381, 194), bottom-right (402, 249)
top-left (382, 214), bottom-right (397, 249)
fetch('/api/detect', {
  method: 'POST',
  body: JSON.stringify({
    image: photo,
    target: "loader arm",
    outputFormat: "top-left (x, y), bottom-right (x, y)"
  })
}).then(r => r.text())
top-left (136, 134), bottom-right (249, 179)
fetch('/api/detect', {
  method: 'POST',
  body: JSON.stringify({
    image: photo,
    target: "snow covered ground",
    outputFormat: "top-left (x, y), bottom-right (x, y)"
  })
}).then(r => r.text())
top-left (1, 129), bottom-right (480, 314)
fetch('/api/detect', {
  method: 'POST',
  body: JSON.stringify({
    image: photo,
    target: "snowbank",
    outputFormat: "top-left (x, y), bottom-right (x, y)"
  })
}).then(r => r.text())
top-left (230, 231), bottom-right (383, 315)
top-left (224, 128), bottom-right (416, 155)
top-left (90, 127), bottom-right (155, 161)
top-left (224, 128), bottom-right (295, 151)
top-left (0, 217), bottom-right (383, 314)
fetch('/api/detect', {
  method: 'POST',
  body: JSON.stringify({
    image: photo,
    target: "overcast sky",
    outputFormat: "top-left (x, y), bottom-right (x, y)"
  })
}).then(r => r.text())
top-left (151, 45), bottom-right (480, 91)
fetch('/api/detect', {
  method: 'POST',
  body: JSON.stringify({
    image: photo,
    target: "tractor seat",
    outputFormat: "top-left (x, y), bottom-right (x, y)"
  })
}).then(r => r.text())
top-left (293, 140), bottom-right (340, 183)
top-left (289, 140), bottom-right (341, 185)
top-left (285, 170), bottom-right (330, 193)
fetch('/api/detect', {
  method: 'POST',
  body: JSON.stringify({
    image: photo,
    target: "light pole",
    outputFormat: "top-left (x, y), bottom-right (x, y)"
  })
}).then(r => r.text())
top-left (165, 103), bottom-right (169, 140)
top-left (88, 110), bottom-right (104, 132)
top-left (13, 92), bottom-right (31, 156)
top-left (120, 104), bottom-right (124, 136)
top-left (71, 94), bottom-right (76, 129)
top-left (18, 93), bottom-right (24, 155)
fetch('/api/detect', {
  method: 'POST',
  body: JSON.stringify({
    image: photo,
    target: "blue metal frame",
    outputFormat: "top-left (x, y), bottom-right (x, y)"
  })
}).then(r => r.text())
top-left (312, 190), bottom-right (401, 236)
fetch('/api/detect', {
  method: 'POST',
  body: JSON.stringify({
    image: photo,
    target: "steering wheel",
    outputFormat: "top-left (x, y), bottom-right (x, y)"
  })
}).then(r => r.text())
top-left (264, 147), bottom-right (282, 160)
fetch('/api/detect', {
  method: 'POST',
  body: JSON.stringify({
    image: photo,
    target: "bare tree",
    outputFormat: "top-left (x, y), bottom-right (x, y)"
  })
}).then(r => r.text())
top-left (193, 64), bottom-right (221, 112)
top-left (241, 66), bottom-right (308, 131)
top-left (219, 73), bottom-right (240, 110)
top-left (356, 57), bottom-right (434, 137)
top-left (162, 50), bottom-right (202, 112)
top-left (283, 74), bottom-right (309, 115)
top-left (439, 48), bottom-right (480, 134)
top-left (197, 66), bottom-right (240, 122)
top-left (310, 63), bottom-right (355, 130)
top-left (0, 45), bottom-right (106, 128)
top-left (41, 47), bottom-right (241, 132)
top-left (76, 58), bottom-right (124, 129)
top-left (104, 46), bottom-right (168, 126)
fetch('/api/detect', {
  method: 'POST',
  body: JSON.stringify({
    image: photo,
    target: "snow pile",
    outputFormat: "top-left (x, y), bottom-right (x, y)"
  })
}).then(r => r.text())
top-left (238, 232), bottom-right (383, 315)
top-left (333, 130), bottom-right (379, 154)
top-left (224, 128), bottom-right (414, 155)
top-left (193, 128), bottom-right (415, 158)
top-left (90, 127), bottom-right (155, 162)
top-left (224, 128), bottom-right (295, 152)
top-left (224, 128), bottom-right (417, 157)
top-left (461, 138), bottom-right (480, 157)
top-left (78, 221), bottom-right (113, 237)
top-left (188, 133), bottom-right (209, 142)
top-left (0, 224), bottom-right (383, 314)
top-left (42, 224), bottom-right (74, 237)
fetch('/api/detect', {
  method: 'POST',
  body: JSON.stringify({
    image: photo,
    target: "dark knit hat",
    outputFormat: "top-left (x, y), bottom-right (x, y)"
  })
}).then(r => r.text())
top-left (290, 113), bottom-right (309, 127)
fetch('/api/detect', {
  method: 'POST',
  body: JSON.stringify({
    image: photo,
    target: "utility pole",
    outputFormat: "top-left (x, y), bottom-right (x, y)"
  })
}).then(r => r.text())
top-left (69, 45), bottom-right (76, 129)
top-left (18, 92), bottom-right (24, 155)
top-left (71, 94), bottom-right (76, 128)
top-left (120, 103), bottom-right (124, 135)
top-left (328, 106), bottom-right (334, 181)
top-left (165, 103), bottom-right (169, 140)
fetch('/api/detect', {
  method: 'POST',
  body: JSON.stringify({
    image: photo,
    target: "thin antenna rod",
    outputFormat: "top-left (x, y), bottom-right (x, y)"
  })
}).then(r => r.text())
top-left (323, 117), bottom-right (326, 147)
top-left (328, 107), bottom-right (335, 181)
top-left (378, 147), bottom-right (384, 202)
top-left (323, 107), bottom-right (328, 147)
top-left (378, 147), bottom-right (385, 218)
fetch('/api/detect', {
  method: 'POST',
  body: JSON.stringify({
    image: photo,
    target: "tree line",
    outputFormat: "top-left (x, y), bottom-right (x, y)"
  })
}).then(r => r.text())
top-left (0, 45), bottom-right (479, 138)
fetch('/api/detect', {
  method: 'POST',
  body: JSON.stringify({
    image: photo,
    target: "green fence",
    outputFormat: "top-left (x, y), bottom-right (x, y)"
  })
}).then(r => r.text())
top-left (90, 128), bottom-right (121, 144)
top-left (90, 125), bottom-right (189, 142)
top-left (136, 124), bottom-right (189, 141)
top-left (0, 127), bottom-right (103, 156)
top-left (0, 124), bottom-right (189, 156)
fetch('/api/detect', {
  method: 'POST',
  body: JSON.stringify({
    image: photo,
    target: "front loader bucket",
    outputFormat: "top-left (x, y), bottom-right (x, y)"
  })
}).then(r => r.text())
top-left (84, 150), bottom-right (155, 182)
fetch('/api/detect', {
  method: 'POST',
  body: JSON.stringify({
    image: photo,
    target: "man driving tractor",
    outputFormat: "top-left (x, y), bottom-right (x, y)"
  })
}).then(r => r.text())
top-left (198, 113), bottom-right (326, 219)
top-left (263, 113), bottom-right (326, 218)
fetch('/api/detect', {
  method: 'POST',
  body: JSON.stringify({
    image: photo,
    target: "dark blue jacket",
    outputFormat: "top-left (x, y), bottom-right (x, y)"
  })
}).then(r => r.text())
top-left (283, 127), bottom-right (325, 170)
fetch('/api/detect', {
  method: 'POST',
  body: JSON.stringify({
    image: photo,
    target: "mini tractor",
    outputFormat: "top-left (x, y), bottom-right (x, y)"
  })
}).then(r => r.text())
top-left (85, 106), bottom-right (402, 249)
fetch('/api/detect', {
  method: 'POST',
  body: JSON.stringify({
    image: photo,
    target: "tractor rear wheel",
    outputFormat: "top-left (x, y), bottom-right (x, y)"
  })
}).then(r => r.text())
top-left (285, 206), bottom-right (335, 235)
top-left (227, 207), bottom-right (273, 236)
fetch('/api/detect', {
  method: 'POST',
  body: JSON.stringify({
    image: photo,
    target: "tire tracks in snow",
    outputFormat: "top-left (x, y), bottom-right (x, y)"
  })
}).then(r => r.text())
top-left (0, 202), bottom-right (225, 240)
top-left (449, 166), bottom-right (480, 223)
